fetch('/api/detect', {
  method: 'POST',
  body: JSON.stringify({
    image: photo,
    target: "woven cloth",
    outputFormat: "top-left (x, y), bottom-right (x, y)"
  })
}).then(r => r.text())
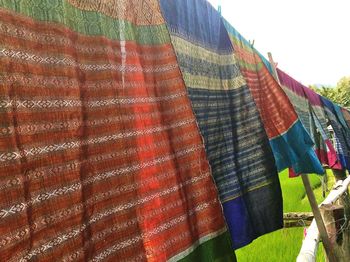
top-left (277, 69), bottom-right (340, 171)
top-left (341, 108), bottom-right (350, 128)
top-left (0, 1), bottom-right (234, 261)
top-left (223, 20), bottom-right (324, 176)
top-left (321, 97), bottom-right (350, 172)
top-left (160, 0), bottom-right (283, 250)
top-left (301, 86), bottom-right (341, 168)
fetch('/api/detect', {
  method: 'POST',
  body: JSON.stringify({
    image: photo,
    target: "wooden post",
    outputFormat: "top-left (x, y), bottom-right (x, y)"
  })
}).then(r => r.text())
top-left (332, 169), bottom-right (347, 182)
top-left (322, 175), bottom-right (327, 198)
top-left (298, 176), bottom-right (350, 261)
top-left (283, 212), bottom-right (313, 228)
top-left (301, 174), bottom-right (336, 262)
top-left (268, 52), bottom-right (281, 85)
top-left (322, 175), bottom-right (350, 261)
top-left (268, 52), bottom-right (336, 261)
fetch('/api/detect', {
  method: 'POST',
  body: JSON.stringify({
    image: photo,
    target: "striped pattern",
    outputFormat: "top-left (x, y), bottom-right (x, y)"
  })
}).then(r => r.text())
top-left (67, 0), bottom-right (164, 25)
top-left (321, 97), bottom-right (350, 172)
top-left (277, 69), bottom-right (312, 133)
top-left (303, 83), bottom-right (342, 169)
top-left (224, 19), bottom-right (323, 175)
top-left (0, 0), bottom-right (169, 45)
top-left (0, 1), bottom-right (233, 261)
top-left (277, 69), bottom-right (341, 171)
top-left (341, 108), bottom-right (350, 128)
top-left (161, 0), bottom-right (283, 250)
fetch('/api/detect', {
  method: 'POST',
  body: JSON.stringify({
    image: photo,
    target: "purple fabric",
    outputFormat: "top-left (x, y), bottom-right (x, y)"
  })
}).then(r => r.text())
top-left (278, 69), bottom-right (306, 97)
top-left (303, 87), bottom-right (323, 107)
top-left (278, 68), bottom-right (322, 106)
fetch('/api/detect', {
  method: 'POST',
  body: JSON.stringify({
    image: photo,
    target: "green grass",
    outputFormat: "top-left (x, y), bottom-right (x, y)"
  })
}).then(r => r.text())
top-left (235, 170), bottom-right (333, 262)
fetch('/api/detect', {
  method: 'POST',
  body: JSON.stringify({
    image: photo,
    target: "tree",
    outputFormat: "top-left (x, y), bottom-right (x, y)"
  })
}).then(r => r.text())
top-left (309, 76), bottom-right (350, 109)
top-left (335, 76), bottom-right (350, 108)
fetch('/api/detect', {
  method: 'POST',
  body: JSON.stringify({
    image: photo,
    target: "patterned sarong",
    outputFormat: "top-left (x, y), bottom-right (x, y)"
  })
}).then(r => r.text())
top-left (277, 69), bottom-right (339, 171)
top-left (277, 69), bottom-right (312, 133)
top-left (0, 1), bottom-right (234, 261)
top-left (160, 0), bottom-right (283, 250)
top-left (321, 97), bottom-right (350, 172)
top-left (223, 20), bottom-right (324, 175)
top-left (302, 86), bottom-right (340, 168)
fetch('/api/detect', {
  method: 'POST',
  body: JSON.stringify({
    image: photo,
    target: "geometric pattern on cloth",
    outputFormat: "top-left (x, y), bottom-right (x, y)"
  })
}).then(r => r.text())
top-left (223, 19), bottom-right (323, 175)
top-left (321, 97), bottom-right (350, 172)
top-left (302, 85), bottom-right (333, 139)
top-left (303, 89), bottom-right (344, 169)
top-left (160, 0), bottom-right (283, 250)
top-left (277, 69), bottom-right (313, 134)
top-left (67, 0), bottom-right (164, 26)
top-left (342, 108), bottom-right (350, 129)
top-left (0, 1), bottom-right (233, 261)
top-left (277, 69), bottom-right (336, 171)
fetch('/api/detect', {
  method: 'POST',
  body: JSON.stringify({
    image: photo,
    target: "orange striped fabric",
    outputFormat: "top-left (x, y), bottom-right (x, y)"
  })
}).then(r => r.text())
top-left (0, 2), bottom-right (232, 261)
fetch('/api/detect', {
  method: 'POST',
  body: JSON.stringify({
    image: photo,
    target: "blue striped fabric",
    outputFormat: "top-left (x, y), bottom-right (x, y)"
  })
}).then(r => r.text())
top-left (160, 0), bottom-right (283, 249)
top-left (222, 19), bottom-right (323, 176)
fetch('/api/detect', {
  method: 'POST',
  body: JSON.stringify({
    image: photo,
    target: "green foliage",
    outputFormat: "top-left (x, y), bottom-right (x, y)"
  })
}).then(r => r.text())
top-left (236, 170), bottom-right (332, 262)
top-left (336, 76), bottom-right (350, 108)
top-left (309, 76), bottom-right (350, 109)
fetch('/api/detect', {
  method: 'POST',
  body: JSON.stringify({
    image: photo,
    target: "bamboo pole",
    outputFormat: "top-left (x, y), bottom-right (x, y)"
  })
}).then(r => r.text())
top-left (267, 52), bottom-right (281, 85)
top-left (284, 212), bottom-right (314, 221)
top-left (298, 176), bottom-right (350, 261)
top-left (283, 212), bottom-right (313, 228)
top-left (301, 174), bottom-right (336, 262)
top-left (321, 176), bottom-right (350, 206)
top-left (267, 53), bottom-right (336, 261)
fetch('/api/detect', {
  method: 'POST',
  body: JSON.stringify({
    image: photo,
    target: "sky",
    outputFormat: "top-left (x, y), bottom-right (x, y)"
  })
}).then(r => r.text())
top-left (207, 0), bottom-right (350, 86)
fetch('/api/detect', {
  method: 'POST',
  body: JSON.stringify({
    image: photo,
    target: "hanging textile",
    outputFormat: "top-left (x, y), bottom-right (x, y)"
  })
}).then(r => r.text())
top-left (301, 86), bottom-right (341, 168)
top-left (223, 20), bottom-right (324, 175)
top-left (334, 105), bottom-right (350, 131)
top-left (160, 0), bottom-right (283, 250)
top-left (321, 97), bottom-right (350, 172)
top-left (277, 69), bottom-right (312, 133)
top-left (341, 108), bottom-right (350, 128)
top-left (277, 69), bottom-right (340, 171)
top-left (0, 1), bottom-right (234, 261)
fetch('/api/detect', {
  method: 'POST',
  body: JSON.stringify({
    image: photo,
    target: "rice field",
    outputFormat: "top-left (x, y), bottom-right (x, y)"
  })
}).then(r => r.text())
top-left (235, 169), bottom-right (332, 262)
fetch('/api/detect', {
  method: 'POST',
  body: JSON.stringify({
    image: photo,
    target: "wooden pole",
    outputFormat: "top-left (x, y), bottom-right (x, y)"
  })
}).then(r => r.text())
top-left (298, 176), bottom-right (350, 261)
top-left (268, 52), bottom-right (336, 261)
top-left (268, 52), bottom-right (281, 85)
top-left (301, 174), bottom-right (336, 262)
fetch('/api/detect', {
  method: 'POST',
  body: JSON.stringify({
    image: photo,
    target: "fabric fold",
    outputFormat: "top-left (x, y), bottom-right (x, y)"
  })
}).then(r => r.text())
top-left (160, 0), bottom-right (283, 250)
top-left (341, 108), bottom-right (350, 128)
top-left (0, 1), bottom-right (234, 261)
top-left (321, 97), bottom-right (350, 172)
top-left (277, 69), bottom-right (340, 174)
top-left (223, 19), bottom-right (324, 176)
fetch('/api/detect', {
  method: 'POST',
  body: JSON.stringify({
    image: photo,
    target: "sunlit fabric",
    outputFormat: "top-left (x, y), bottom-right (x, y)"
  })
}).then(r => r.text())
top-left (161, 0), bottom-right (283, 250)
top-left (0, 1), bottom-right (233, 261)
top-left (224, 20), bottom-right (323, 176)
